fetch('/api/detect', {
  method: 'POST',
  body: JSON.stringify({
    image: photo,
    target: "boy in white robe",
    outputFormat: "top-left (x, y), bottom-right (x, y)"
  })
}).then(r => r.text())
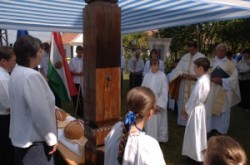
top-left (182, 57), bottom-right (210, 162)
top-left (142, 59), bottom-right (168, 142)
top-left (169, 41), bottom-right (205, 126)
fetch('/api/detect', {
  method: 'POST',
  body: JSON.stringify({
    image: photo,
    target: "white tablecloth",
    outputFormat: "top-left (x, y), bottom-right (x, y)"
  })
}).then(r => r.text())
top-left (57, 116), bottom-right (82, 157)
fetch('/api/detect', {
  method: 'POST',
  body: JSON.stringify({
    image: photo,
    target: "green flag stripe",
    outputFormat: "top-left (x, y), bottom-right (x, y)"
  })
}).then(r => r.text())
top-left (48, 62), bottom-right (69, 102)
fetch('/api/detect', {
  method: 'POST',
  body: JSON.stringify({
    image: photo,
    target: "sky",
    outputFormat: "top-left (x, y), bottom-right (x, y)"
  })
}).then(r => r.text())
top-left (7, 30), bottom-right (51, 45)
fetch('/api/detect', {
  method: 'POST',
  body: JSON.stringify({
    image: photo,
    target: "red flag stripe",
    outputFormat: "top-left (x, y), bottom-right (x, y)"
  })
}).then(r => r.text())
top-left (52, 32), bottom-right (78, 96)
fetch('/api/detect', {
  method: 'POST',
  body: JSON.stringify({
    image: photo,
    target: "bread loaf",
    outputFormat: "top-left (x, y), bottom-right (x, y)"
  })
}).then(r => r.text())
top-left (64, 120), bottom-right (84, 140)
top-left (55, 108), bottom-right (68, 122)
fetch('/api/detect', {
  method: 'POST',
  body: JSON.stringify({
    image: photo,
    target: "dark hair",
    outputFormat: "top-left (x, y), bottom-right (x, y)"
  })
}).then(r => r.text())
top-left (241, 48), bottom-right (250, 55)
top-left (226, 51), bottom-right (233, 58)
top-left (150, 58), bottom-right (159, 66)
top-left (204, 136), bottom-right (247, 165)
top-left (14, 35), bottom-right (42, 67)
top-left (117, 87), bottom-right (155, 164)
top-left (194, 57), bottom-right (210, 72)
top-left (149, 49), bottom-right (158, 59)
top-left (42, 42), bottom-right (50, 53)
top-left (187, 41), bottom-right (198, 48)
top-left (0, 46), bottom-right (14, 61)
top-left (76, 46), bottom-right (83, 51)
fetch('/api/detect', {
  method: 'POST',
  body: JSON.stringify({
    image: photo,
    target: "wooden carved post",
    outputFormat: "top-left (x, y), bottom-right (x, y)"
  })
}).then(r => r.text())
top-left (83, 0), bottom-right (121, 164)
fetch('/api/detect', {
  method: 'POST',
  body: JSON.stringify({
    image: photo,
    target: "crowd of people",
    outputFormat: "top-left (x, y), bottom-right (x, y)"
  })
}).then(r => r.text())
top-left (0, 35), bottom-right (248, 165)
top-left (0, 35), bottom-right (84, 165)
top-left (105, 41), bottom-right (248, 164)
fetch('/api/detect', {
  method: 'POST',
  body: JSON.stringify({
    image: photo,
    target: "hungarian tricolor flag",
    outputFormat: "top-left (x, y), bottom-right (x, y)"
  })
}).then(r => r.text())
top-left (47, 32), bottom-right (77, 101)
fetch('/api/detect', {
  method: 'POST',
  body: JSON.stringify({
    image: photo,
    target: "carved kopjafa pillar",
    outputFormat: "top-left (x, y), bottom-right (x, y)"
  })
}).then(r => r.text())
top-left (83, 0), bottom-right (121, 164)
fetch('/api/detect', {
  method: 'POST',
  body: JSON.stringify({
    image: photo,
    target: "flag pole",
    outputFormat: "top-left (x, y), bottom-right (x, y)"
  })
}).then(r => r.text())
top-left (75, 76), bottom-right (83, 117)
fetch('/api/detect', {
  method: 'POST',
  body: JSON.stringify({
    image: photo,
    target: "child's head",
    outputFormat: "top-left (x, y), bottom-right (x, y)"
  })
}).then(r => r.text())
top-left (149, 49), bottom-right (159, 59)
top-left (150, 59), bottom-right (160, 73)
top-left (193, 57), bottom-right (210, 77)
top-left (76, 46), bottom-right (84, 58)
top-left (204, 136), bottom-right (247, 165)
top-left (118, 87), bottom-right (156, 164)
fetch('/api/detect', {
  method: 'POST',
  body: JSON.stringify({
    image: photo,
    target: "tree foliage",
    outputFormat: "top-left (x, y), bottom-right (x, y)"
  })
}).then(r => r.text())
top-left (122, 18), bottom-right (250, 72)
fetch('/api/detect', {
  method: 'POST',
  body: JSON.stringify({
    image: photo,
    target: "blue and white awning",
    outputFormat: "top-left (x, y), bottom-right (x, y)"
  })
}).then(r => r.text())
top-left (0, 0), bottom-right (250, 34)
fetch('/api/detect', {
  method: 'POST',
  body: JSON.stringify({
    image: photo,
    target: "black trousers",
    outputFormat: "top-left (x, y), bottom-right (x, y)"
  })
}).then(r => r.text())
top-left (239, 79), bottom-right (250, 109)
top-left (14, 142), bottom-right (54, 165)
top-left (129, 73), bottom-right (143, 89)
top-left (0, 115), bottom-right (14, 165)
top-left (72, 84), bottom-right (83, 117)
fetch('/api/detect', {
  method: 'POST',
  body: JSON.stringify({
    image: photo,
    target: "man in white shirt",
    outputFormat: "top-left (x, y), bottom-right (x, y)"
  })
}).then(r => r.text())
top-left (69, 46), bottom-right (84, 116)
top-left (127, 52), bottom-right (144, 89)
top-left (0, 46), bottom-right (16, 165)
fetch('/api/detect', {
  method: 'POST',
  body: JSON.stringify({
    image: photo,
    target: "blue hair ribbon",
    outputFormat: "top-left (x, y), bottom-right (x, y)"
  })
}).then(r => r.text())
top-left (124, 111), bottom-right (143, 132)
top-left (124, 111), bottom-right (136, 130)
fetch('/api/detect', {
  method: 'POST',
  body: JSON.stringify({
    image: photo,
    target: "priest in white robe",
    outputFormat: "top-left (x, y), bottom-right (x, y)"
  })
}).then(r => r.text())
top-left (182, 57), bottom-right (210, 162)
top-left (142, 59), bottom-right (168, 142)
top-left (205, 43), bottom-right (241, 134)
top-left (169, 41), bottom-right (205, 126)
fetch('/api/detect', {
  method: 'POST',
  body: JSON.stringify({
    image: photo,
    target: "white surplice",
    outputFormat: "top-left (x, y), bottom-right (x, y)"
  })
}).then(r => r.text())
top-left (182, 74), bottom-right (210, 162)
top-left (205, 57), bottom-right (241, 134)
top-left (169, 52), bottom-right (205, 126)
top-left (104, 122), bottom-right (166, 165)
top-left (141, 71), bottom-right (168, 142)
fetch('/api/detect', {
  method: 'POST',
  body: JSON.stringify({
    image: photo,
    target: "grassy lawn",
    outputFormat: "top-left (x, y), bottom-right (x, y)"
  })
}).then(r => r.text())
top-left (56, 73), bottom-right (250, 164)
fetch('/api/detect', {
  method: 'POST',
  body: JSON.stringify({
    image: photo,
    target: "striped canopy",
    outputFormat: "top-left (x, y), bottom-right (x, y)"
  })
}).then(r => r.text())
top-left (1, 0), bottom-right (250, 34)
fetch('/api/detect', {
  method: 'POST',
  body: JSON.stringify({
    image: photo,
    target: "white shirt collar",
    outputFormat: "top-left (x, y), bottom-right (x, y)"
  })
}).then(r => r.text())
top-left (0, 66), bottom-right (9, 74)
top-left (215, 56), bottom-right (227, 62)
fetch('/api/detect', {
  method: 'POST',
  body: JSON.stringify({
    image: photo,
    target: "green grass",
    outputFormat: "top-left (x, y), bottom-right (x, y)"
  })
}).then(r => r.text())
top-left (56, 73), bottom-right (250, 164)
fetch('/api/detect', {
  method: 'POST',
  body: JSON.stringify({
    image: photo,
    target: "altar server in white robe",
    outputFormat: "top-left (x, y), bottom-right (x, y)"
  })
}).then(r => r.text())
top-left (104, 87), bottom-right (166, 165)
top-left (206, 43), bottom-right (241, 134)
top-left (143, 49), bottom-right (165, 76)
top-left (142, 59), bottom-right (168, 142)
top-left (9, 35), bottom-right (58, 165)
top-left (182, 57), bottom-right (211, 162)
top-left (169, 41), bottom-right (205, 126)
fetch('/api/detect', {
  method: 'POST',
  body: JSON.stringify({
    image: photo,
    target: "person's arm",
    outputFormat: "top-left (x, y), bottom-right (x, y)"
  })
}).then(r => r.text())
top-left (143, 61), bottom-right (149, 76)
top-left (184, 82), bottom-right (202, 116)
top-left (39, 68), bottom-right (48, 81)
top-left (127, 59), bottom-right (134, 73)
top-left (23, 73), bottom-right (57, 153)
top-left (222, 68), bottom-right (238, 91)
top-left (138, 59), bottom-right (144, 72)
top-left (157, 75), bottom-right (168, 110)
top-left (0, 79), bottom-right (10, 110)
top-left (160, 60), bottom-right (165, 73)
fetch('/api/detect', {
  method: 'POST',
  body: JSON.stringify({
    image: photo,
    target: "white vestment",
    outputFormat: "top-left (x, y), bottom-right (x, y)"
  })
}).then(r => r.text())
top-left (169, 52), bottom-right (205, 126)
top-left (142, 71), bottom-right (168, 142)
top-left (182, 74), bottom-right (210, 162)
top-left (205, 57), bottom-right (241, 134)
top-left (167, 72), bottom-right (175, 111)
top-left (104, 122), bottom-right (166, 165)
